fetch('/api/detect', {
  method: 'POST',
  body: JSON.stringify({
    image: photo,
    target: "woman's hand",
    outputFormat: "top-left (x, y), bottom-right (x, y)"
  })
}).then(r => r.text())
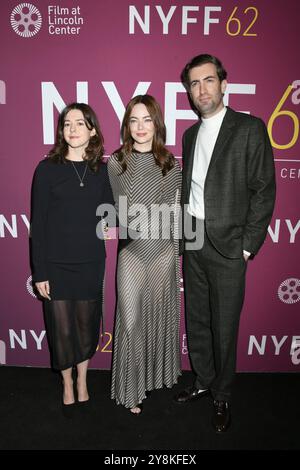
top-left (35, 281), bottom-right (51, 300)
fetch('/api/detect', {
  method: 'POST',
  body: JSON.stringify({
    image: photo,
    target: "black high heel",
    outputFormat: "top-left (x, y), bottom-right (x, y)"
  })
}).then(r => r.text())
top-left (77, 398), bottom-right (90, 410)
top-left (62, 402), bottom-right (76, 418)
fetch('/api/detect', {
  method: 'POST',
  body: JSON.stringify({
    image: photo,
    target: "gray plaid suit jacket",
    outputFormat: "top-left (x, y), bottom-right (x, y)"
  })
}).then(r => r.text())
top-left (181, 107), bottom-right (276, 258)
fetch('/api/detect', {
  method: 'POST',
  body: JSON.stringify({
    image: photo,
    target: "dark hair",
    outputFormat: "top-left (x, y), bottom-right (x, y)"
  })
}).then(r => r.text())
top-left (48, 102), bottom-right (104, 172)
top-left (181, 54), bottom-right (227, 90)
top-left (115, 94), bottom-right (175, 176)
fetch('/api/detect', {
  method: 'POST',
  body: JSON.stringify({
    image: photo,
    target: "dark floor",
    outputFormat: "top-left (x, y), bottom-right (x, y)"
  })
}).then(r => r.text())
top-left (0, 367), bottom-right (299, 451)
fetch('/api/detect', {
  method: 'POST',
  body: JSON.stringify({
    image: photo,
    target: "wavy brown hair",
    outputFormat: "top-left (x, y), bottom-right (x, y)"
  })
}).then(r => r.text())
top-left (48, 103), bottom-right (104, 172)
top-left (115, 95), bottom-right (175, 176)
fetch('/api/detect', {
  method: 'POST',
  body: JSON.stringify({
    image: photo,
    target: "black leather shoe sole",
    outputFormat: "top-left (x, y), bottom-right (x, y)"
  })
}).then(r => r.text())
top-left (173, 388), bottom-right (210, 404)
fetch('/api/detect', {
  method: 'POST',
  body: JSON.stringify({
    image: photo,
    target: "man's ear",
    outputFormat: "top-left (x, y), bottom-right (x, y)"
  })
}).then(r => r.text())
top-left (221, 80), bottom-right (227, 95)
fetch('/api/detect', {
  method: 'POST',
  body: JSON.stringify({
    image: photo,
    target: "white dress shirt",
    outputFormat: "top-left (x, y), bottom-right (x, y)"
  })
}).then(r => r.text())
top-left (187, 106), bottom-right (250, 257)
top-left (188, 107), bottom-right (227, 219)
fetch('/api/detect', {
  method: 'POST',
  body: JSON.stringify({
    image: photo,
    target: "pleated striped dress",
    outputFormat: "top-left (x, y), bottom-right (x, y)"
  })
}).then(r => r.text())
top-left (108, 151), bottom-right (182, 408)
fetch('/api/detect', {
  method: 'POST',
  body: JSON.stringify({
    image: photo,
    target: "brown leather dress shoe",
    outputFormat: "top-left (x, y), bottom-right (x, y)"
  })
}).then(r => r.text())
top-left (173, 386), bottom-right (210, 404)
top-left (212, 400), bottom-right (230, 433)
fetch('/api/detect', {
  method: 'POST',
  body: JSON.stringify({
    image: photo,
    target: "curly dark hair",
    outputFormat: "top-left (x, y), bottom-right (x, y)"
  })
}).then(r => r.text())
top-left (114, 94), bottom-right (175, 176)
top-left (48, 102), bottom-right (104, 172)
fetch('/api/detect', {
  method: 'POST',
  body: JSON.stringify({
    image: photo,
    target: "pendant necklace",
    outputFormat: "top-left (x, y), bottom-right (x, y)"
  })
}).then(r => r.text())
top-left (71, 161), bottom-right (88, 187)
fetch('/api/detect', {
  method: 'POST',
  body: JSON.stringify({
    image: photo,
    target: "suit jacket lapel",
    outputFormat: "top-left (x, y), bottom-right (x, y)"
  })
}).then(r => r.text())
top-left (184, 122), bottom-right (200, 193)
top-left (206, 107), bottom-right (237, 176)
top-left (184, 107), bottom-right (237, 203)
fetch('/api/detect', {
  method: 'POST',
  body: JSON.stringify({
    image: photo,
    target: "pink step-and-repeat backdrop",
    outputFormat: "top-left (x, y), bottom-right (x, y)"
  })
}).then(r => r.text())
top-left (0, 0), bottom-right (299, 371)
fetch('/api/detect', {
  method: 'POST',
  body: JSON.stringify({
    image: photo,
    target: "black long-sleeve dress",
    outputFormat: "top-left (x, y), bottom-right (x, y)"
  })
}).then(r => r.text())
top-left (31, 158), bottom-right (114, 370)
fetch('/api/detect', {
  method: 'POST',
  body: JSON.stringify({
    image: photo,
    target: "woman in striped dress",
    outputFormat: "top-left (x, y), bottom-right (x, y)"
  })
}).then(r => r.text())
top-left (108, 95), bottom-right (181, 414)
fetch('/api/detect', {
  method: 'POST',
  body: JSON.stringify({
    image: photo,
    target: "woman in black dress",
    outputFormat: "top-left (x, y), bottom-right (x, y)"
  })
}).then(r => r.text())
top-left (31, 103), bottom-right (113, 409)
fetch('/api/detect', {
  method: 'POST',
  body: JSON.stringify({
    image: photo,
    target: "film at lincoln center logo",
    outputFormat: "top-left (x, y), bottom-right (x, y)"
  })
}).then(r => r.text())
top-left (10, 3), bottom-right (42, 38)
top-left (278, 278), bottom-right (300, 304)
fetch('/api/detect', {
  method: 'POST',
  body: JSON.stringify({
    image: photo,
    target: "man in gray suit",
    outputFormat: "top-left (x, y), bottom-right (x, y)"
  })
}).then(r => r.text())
top-left (174, 54), bottom-right (276, 432)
